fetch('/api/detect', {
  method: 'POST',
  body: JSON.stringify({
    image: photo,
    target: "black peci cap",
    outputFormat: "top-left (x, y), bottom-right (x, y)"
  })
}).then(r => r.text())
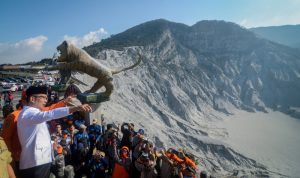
top-left (26, 86), bottom-right (48, 99)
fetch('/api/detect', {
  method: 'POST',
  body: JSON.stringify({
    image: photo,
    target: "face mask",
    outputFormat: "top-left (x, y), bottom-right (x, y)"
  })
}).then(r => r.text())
top-left (121, 151), bottom-right (128, 158)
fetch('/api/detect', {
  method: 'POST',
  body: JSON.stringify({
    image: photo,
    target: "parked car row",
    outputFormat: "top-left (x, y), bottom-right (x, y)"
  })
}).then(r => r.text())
top-left (0, 76), bottom-right (33, 92)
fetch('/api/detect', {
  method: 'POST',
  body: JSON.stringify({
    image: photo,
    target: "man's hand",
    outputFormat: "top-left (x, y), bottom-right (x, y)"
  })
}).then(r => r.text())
top-left (69, 103), bottom-right (92, 113)
top-left (77, 104), bottom-right (92, 112)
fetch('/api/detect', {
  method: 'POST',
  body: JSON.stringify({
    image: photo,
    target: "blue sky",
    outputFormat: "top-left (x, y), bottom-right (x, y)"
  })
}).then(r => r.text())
top-left (1, 0), bottom-right (299, 64)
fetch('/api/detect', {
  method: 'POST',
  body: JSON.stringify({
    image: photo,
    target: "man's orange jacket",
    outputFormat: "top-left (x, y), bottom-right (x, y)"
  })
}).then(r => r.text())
top-left (1, 101), bottom-right (66, 161)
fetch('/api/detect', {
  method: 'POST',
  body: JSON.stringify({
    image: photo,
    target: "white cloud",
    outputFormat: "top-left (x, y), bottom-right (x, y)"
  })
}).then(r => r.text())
top-left (0, 28), bottom-right (108, 64)
top-left (63, 28), bottom-right (108, 48)
top-left (239, 14), bottom-right (300, 28)
top-left (239, 19), bottom-right (250, 28)
top-left (0, 35), bottom-right (49, 64)
top-left (15, 35), bottom-right (48, 51)
top-left (239, 0), bottom-right (300, 28)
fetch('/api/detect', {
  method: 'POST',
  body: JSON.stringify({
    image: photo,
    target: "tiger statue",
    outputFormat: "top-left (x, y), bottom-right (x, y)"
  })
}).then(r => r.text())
top-left (51, 40), bottom-right (142, 97)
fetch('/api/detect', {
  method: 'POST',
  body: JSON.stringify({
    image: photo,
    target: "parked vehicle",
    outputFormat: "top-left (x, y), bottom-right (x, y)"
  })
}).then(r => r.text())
top-left (16, 83), bottom-right (24, 91)
top-left (6, 77), bottom-right (20, 83)
top-left (0, 78), bottom-right (8, 86)
top-left (2, 78), bottom-right (15, 84)
top-left (3, 83), bottom-right (18, 92)
top-left (14, 76), bottom-right (29, 83)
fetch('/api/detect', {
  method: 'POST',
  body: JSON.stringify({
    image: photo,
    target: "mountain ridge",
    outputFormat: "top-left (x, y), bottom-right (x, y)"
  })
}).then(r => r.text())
top-left (86, 19), bottom-right (300, 117)
top-left (250, 24), bottom-right (300, 49)
top-left (75, 19), bottom-right (300, 176)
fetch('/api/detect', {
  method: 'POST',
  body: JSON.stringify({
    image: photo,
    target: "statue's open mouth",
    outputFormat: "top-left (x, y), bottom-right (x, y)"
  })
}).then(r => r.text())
top-left (52, 51), bottom-right (63, 64)
top-left (54, 48), bottom-right (65, 63)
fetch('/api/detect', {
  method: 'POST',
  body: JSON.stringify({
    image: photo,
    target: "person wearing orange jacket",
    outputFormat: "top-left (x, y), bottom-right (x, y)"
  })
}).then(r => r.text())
top-left (1, 93), bottom-right (75, 176)
top-left (112, 146), bottom-right (131, 178)
top-left (165, 149), bottom-right (184, 164)
top-left (162, 149), bottom-right (197, 178)
top-left (181, 156), bottom-right (197, 170)
top-left (177, 151), bottom-right (197, 178)
top-left (166, 149), bottom-right (197, 170)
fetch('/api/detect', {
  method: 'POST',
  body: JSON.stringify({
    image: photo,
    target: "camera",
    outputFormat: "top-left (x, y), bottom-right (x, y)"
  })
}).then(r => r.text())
top-left (140, 152), bottom-right (149, 160)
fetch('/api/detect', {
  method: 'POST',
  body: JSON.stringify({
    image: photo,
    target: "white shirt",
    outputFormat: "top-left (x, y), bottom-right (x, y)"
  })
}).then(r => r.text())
top-left (17, 106), bottom-right (69, 169)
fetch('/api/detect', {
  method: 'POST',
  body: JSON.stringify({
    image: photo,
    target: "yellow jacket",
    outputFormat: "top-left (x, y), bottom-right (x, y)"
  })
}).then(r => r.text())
top-left (0, 136), bottom-right (12, 178)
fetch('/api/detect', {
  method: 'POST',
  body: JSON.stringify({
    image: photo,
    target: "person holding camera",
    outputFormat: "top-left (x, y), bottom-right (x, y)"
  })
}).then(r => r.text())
top-left (101, 124), bottom-right (120, 175)
top-left (120, 122), bottom-right (135, 150)
top-left (135, 151), bottom-right (157, 178)
top-left (132, 129), bottom-right (146, 160)
top-left (159, 148), bottom-right (197, 178)
top-left (156, 148), bottom-right (182, 178)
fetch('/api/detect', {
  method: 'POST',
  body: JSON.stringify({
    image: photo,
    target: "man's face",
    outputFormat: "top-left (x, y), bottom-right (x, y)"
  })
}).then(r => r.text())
top-left (56, 125), bottom-right (62, 132)
top-left (63, 134), bottom-right (68, 139)
top-left (69, 125), bottom-right (75, 132)
top-left (138, 134), bottom-right (144, 140)
top-left (31, 94), bottom-right (48, 110)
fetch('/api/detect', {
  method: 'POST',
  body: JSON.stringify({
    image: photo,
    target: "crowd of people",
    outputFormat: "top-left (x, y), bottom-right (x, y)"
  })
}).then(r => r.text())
top-left (0, 85), bottom-right (212, 178)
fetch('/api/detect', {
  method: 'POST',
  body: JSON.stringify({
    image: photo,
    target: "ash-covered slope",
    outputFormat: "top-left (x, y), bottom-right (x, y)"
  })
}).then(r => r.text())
top-left (86, 19), bottom-right (300, 117)
top-left (78, 19), bottom-right (300, 176)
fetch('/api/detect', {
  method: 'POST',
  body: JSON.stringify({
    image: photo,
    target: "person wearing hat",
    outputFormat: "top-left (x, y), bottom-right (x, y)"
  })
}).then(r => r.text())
top-left (74, 124), bottom-right (89, 152)
top-left (87, 118), bottom-right (102, 155)
top-left (17, 86), bottom-right (92, 178)
top-left (1, 86), bottom-right (77, 177)
top-left (73, 124), bottom-right (90, 176)
top-left (132, 128), bottom-right (145, 158)
top-left (135, 150), bottom-right (157, 178)
top-left (52, 145), bottom-right (65, 178)
top-left (88, 119), bottom-right (102, 137)
top-left (111, 145), bottom-right (131, 178)
top-left (88, 150), bottom-right (108, 178)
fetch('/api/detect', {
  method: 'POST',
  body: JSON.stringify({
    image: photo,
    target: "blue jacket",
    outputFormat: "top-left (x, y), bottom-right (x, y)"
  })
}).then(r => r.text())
top-left (87, 124), bottom-right (102, 139)
top-left (74, 131), bottom-right (90, 151)
top-left (89, 157), bottom-right (108, 172)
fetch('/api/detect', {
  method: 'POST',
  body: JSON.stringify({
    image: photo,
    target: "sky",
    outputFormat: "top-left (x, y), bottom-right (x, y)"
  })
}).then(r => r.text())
top-left (1, 0), bottom-right (300, 64)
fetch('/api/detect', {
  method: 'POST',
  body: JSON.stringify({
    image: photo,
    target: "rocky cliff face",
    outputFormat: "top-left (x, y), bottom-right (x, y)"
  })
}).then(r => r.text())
top-left (77, 19), bottom-right (300, 176)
